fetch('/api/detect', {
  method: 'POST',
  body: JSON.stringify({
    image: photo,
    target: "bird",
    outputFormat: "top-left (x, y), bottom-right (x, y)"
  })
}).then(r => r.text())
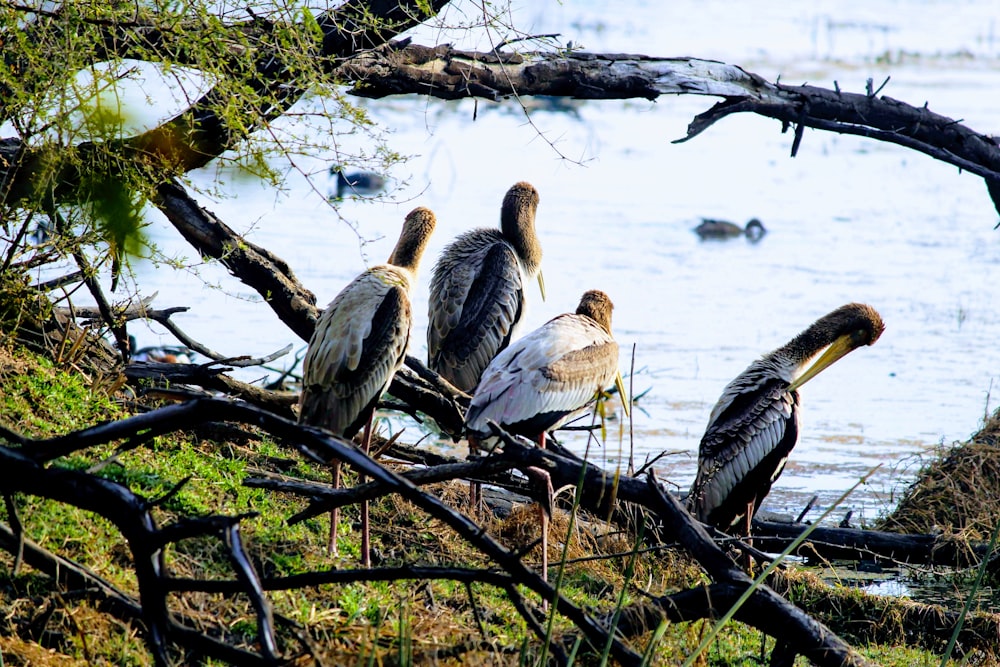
top-left (298, 206), bottom-right (436, 565)
top-left (128, 335), bottom-right (194, 364)
top-left (427, 181), bottom-right (545, 393)
top-left (332, 169), bottom-right (387, 199)
top-left (465, 290), bottom-right (628, 581)
top-left (687, 303), bottom-right (885, 539)
top-left (694, 217), bottom-right (766, 241)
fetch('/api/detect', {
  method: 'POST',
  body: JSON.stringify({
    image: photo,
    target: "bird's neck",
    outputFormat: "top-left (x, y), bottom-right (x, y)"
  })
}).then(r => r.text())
top-left (501, 209), bottom-right (541, 275)
top-left (388, 234), bottom-right (431, 274)
top-left (778, 321), bottom-right (839, 370)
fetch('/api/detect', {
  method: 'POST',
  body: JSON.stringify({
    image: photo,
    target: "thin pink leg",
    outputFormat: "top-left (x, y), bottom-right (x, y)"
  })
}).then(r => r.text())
top-left (328, 461), bottom-right (341, 555)
top-left (537, 432), bottom-right (551, 584)
top-left (743, 501), bottom-right (754, 573)
top-left (469, 436), bottom-right (481, 517)
top-left (361, 413), bottom-right (374, 568)
top-left (537, 432), bottom-right (554, 611)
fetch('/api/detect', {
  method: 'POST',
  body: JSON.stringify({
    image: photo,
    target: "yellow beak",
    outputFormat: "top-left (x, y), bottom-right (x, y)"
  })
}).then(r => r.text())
top-left (786, 334), bottom-right (856, 393)
top-left (615, 370), bottom-right (630, 418)
top-left (537, 270), bottom-right (546, 301)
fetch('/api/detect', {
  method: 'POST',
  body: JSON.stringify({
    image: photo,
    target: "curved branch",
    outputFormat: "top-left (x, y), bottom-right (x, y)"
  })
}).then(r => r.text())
top-left (341, 44), bottom-right (1000, 214)
top-left (153, 180), bottom-right (320, 342)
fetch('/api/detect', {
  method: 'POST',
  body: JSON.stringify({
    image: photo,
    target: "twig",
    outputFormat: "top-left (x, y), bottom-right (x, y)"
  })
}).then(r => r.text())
top-left (31, 270), bottom-right (85, 292)
top-left (795, 495), bottom-right (818, 523)
top-left (224, 523), bottom-right (280, 664)
top-left (263, 458), bottom-right (522, 525)
top-left (3, 492), bottom-right (25, 575)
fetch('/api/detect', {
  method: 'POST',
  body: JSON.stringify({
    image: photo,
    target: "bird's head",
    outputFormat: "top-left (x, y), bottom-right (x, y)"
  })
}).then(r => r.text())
top-left (786, 303), bottom-right (884, 392)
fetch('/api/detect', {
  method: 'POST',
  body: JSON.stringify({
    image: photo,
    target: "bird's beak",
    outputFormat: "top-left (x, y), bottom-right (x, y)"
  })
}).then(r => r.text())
top-left (615, 370), bottom-right (630, 418)
top-left (537, 270), bottom-right (546, 301)
top-left (786, 334), bottom-right (855, 392)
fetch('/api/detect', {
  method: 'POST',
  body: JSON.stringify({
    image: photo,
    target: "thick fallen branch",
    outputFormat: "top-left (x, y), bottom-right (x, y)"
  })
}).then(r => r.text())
top-left (0, 445), bottom-right (280, 666)
top-left (248, 456), bottom-right (523, 525)
top-left (752, 519), bottom-right (994, 568)
top-left (341, 42), bottom-right (1000, 214)
top-left (0, 520), bottom-right (274, 666)
top-left (643, 480), bottom-right (871, 667)
top-left (124, 360), bottom-right (298, 417)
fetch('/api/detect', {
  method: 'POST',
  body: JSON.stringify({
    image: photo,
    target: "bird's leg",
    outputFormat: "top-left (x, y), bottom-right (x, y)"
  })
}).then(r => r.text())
top-left (525, 432), bottom-right (554, 586)
top-left (468, 436), bottom-right (481, 518)
top-left (742, 501), bottom-right (754, 574)
top-left (328, 460), bottom-right (341, 555)
top-left (533, 431), bottom-right (555, 611)
top-left (360, 412), bottom-right (374, 568)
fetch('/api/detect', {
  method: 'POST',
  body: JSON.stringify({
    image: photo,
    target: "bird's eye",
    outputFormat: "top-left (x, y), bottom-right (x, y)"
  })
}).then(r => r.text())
top-left (851, 329), bottom-right (870, 345)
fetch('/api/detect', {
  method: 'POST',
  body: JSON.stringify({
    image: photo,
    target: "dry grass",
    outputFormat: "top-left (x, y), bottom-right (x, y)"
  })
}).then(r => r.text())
top-left (773, 567), bottom-right (1000, 663)
top-left (876, 410), bottom-right (1000, 541)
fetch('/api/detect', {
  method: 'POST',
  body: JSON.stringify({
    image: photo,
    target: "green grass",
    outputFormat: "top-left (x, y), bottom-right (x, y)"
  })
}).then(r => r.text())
top-left (0, 342), bottom-right (979, 665)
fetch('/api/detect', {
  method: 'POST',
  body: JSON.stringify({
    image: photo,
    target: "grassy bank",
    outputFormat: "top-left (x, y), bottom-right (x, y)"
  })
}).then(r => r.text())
top-left (0, 339), bottom-right (979, 665)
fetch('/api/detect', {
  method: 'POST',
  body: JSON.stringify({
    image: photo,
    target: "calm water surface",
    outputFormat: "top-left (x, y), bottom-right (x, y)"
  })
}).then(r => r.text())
top-left (120, 2), bottom-right (1000, 525)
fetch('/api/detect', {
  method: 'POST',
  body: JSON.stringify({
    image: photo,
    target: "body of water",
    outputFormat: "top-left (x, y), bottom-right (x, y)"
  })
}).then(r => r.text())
top-left (110, 1), bottom-right (1000, 525)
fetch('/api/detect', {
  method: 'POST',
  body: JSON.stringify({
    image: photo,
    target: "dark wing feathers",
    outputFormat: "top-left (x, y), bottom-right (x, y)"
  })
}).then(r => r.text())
top-left (300, 277), bottom-right (410, 439)
top-left (689, 378), bottom-right (799, 530)
top-left (428, 235), bottom-right (524, 391)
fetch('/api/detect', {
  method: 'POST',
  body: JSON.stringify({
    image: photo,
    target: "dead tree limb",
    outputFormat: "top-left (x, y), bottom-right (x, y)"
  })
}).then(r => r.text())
top-left (166, 565), bottom-right (516, 594)
top-left (124, 360), bottom-right (299, 417)
top-left (643, 479), bottom-right (872, 667)
top-left (341, 42), bottom-right (1000, 215)
top-left (152, 180), bottom-right (321, 343)
top-left (69, 293), bottom-right (294, 368)
top-left (248, 457), bottom-right (522, 525)
top-left (752, 519), bottom-right (994, 568)
top-left (0, 460), bottom-right (291, 665)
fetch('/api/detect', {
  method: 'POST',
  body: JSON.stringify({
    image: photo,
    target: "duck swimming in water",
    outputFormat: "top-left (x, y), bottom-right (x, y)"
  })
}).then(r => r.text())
top-left (694, 217), bottom-right (766, 242)
top-left (332, 168), bottom-right (387, 199)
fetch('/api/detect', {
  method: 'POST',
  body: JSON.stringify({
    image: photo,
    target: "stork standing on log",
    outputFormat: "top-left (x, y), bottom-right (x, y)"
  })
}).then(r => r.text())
top-left (427, 182), bottom-right (543, 511)
top-left (298, 207), bottom-right (436, 566)
top-left (687, 303), bottom-right (884, 539)
top-left (465, 290), bottom-right (628, 581)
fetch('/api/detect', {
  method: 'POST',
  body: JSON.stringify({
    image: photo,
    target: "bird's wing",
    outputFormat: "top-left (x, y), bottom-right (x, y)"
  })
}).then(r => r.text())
top-left (299, 268), bottom-right (411, 437)
top-left (688, 375), bottom-right (799, 529)
top-left (466, 314), bottom-right (618, 437)
top-left (428, 234), bottom-right (524, 391)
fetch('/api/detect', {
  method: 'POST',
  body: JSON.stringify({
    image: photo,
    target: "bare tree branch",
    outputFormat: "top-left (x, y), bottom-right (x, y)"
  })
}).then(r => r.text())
top-left (340, 43), bottom-right (1000, 214)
